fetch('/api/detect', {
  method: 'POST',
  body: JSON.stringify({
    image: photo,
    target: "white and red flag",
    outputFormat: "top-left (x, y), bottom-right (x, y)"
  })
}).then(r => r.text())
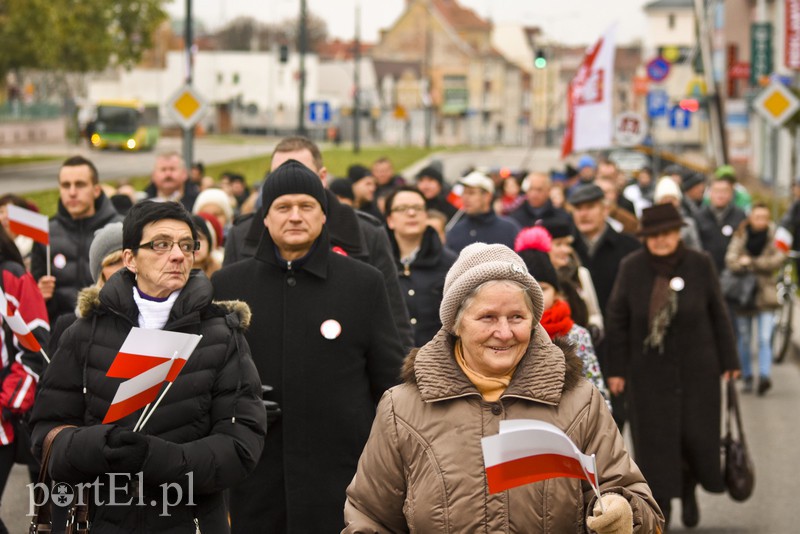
top-left (775, 226), bottom-right (793, 253)
top-left (0, 288), bottom-right (42, 353)
top-left (103, 327), bottom-right (202, 423)
top-left (7, 205), bottom-right (49, 245)
top-left (561, 25), bottom-right (617, 158)
top-left (481, 419), bottom-right (599, 494)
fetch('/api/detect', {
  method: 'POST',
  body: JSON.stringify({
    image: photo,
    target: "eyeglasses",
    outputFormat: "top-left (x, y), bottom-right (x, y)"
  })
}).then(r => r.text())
top-left (390, 204), bottom-right (426, 214)
top-left (137, 239), bottom-right (200, 255)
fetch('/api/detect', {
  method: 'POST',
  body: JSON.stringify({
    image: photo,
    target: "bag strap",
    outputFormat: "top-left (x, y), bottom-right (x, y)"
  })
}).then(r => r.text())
top-left (29, 424), bottom-right (76, 534)
top-left (725, 379), bottom-right (747, 447)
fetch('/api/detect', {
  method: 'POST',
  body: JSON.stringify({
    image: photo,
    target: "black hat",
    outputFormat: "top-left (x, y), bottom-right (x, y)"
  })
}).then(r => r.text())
top-left (262, 160), bottom-right (328, 214)
top-left (415, 166), bottom-right (444, 184)
top-left (347, 164), bottom-right (372, 183)
top-left (568, 183), bottom-right (604, 206)
top-left (328, 178), bottom-right (354, 201)
top-left (518, 249), bottom-right (560, 292)
top-left (638, 203), bottom-right (685, 236)
top-left (538, 219), bottom-right (571, 240)
top-left (681, 172), bottom-right (706, 192)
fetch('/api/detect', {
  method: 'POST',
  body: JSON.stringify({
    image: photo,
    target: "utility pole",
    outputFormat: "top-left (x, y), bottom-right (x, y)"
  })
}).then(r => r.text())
top-left (423, 3), bottom-right (433, 149)
top-left (693, 0), bottom-right (727, 167)
top-left (183, 0), bottom-right (194, 169)
top-left (353, 0), bottom-right (361, 153)
top-left (297, 0), bottom-right (307, 136)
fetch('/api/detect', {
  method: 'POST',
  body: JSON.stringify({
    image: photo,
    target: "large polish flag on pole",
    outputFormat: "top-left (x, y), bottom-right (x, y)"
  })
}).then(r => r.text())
top-left (103, 328), bottom-right (202, 424)
top-left (7, 205), bottom-right (49, 245)
top-left (482, 420), bottom-right (600, 496)
top-left (561, 24), bottom-right (618, 158)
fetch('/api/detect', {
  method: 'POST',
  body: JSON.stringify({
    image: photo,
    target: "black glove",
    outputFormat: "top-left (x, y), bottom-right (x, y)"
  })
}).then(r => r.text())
top-left (105, 427), bottom-right (149, 473)
top-left (261, 385), bottom-right (282, 424)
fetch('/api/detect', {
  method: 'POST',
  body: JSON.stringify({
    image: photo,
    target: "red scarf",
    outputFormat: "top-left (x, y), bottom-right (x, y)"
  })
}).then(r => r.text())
top-left (540, 299), bottom-right (574, 340)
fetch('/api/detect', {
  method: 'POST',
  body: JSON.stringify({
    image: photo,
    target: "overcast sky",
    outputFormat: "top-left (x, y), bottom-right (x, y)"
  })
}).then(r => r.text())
top-left (166, 0), bottom-right (651, 46)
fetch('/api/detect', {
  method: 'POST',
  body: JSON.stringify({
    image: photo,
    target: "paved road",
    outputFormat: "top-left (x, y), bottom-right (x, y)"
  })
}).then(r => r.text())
top-left (0, 136), bottom-right (276, 194)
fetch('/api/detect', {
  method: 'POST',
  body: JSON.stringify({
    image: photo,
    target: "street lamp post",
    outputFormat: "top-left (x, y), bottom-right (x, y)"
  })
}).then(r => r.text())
top-left (297, 0), bottom-right (307, 136)
top-left (353, 0), bottom-right (361, 153)
top-left (183, 0), bottom-right (194, 169)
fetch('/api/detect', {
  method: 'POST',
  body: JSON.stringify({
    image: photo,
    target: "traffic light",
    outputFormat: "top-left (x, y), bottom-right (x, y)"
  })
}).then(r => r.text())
top-left (279, 45), bottom-right (289, 63)
top-left (679, 98), bottom-right (700, 112)
top-left (534, 49), bottom-right (547, 69)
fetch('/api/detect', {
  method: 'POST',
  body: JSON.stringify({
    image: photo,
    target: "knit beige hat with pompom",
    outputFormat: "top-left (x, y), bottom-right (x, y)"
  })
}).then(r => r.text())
top-left (439, 242), bottom-right (544, 334)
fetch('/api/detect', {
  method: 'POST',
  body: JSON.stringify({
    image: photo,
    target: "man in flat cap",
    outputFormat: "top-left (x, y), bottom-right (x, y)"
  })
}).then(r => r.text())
top-left (212, 160), bottom-right (404, 534)
top-left (570, 183), bottom-right (640, 429)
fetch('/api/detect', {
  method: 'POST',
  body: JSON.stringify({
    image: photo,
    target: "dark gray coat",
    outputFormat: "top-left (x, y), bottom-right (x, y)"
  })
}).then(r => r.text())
top-left (212, 228), bottom-right (404, 534)
top-left (695, 203), bottom-right (747, 273)
top-left (30, 270), bottom-right (266, 533)
top-left (605, 248), bottom-right (739, 499)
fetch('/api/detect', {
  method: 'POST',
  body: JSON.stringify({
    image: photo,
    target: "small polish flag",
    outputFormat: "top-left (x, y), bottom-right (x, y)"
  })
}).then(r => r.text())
top-left (0, 290), bottom-right (41, 352)
top-left (106, 327), bottom-right (202, 381)
top-left (7, 205), bottom-right (49, 245)
top-left (103, 359), bottom-right (173, 423)
top-left (481, 419), bottom-right (599, 494)
top-left (446, 183), bottom-right (464, 210)
top-left (775, 226), bottom-right (793, 254)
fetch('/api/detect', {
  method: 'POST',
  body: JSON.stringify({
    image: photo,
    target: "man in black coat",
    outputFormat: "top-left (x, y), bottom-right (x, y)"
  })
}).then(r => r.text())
top-left (223, 136), bottom-right (413, 351)
top-left (695, 175), bottom-right (747, 274)
top-left (213, 160), bottom-right (405, 533)
top-left (509, 172), bottom-right (573, 230)
top-left (415, 165), bottom-right (458, 221)
top-left (570, 183), bottom-right (640, 428)
top-left (144, 152), bottom-right (200, 211)
top-left (31, 155), bottom-right (123, 323)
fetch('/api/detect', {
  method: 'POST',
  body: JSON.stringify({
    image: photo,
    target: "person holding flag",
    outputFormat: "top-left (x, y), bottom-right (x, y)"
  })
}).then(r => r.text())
top-left (29, 156), bottom-right (123, 323)
top-left (343, 243), bottom-right (663, 532)
top-left (30, 200), bottom-right (266, 532)
top-left (0, 227), bottom-right (49, 533)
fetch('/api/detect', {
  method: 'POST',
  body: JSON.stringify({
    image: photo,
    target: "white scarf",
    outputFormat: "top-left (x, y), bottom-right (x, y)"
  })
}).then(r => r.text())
top-left (132, 287), bottom-right (181, 330)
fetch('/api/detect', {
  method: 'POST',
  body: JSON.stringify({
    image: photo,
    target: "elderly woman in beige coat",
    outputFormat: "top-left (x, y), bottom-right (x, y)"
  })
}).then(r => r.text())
top-left (343, 243), bottom-right (663, 533)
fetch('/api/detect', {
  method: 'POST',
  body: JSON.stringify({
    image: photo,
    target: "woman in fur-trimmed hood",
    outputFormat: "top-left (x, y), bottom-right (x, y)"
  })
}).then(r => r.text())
top-left (343, 243), bottom-right (663, 534)
top-left (30, 201), bottom-right (266, 533)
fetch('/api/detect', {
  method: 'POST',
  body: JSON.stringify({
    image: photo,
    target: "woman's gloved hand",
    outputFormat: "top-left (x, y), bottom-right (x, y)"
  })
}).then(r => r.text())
top-left (104, 427), bottom-right (150, 474)
top-left (586, 493), bottom-right (633, 534)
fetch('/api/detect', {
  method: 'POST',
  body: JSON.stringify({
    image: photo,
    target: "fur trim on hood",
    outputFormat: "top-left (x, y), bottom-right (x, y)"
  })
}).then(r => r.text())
top-left (76, 285), bottom-right (251, 331)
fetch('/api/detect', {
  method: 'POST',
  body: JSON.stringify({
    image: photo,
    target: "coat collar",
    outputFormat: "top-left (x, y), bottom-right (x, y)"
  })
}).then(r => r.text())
top-left (80, 268), bottom-right (214, 328)
top-left (406, 325), bottom-right (574, 405)
top-left (388, 226), bottom-right (446, 269)
top-left (253, 225), bottom-right (330, 280)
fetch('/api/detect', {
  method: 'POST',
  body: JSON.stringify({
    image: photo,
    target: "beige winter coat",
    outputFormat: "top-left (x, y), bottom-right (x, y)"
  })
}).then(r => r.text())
top-left (725, 222), bottom-right (785, 311)
top-left (343, 326), bottom-right (664, 533)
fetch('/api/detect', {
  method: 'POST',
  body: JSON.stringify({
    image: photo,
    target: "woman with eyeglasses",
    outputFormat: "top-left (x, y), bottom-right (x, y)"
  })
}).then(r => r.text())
top-left (30, 200), bottom-right (266, 533)
top-left (385, 186), bottom-right (457, 347)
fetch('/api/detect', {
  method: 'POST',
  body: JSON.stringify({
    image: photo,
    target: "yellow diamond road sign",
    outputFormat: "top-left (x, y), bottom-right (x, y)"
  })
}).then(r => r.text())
top-left (167, 84), bottom-right (209, 130)
top-left (752, 82), bottom-right (800, 127)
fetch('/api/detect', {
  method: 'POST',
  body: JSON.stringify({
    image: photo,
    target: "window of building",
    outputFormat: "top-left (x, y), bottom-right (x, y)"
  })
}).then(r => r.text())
top-left (668, 13), bottom-right (676, 29)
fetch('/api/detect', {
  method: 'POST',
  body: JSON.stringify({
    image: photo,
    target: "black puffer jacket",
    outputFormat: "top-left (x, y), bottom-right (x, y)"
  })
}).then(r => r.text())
top-left (388, 226), bottom-right (457, 347)
top-left (30, 193), bottom-right (122, 322)
top-left (30, 269), bottom-right (266, 533)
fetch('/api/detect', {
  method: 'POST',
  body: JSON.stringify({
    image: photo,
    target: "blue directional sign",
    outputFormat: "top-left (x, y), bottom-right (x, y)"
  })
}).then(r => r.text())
top-left (646, 57), bottom-right (670, 82)
top-left (309, 101), bottom-right (330, 123)
top-left (646, 89), bottom-right (669, 118)
top-left (669, 105), bottom-right (691, 129)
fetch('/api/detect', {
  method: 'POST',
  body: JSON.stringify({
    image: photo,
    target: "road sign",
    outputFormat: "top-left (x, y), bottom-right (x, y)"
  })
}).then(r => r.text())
top-left (646, 89), bottom-right (669, 118)
top-left (309, 101), bottom-right (331, 123)
top-left (646, 57), bottom-right (670, 82)
top-left (752, 81), bottom-right (800, 127)
top-left (685, 77), bottom-right (707, 97)
top-left (751, 22), bottom-right (773, 86)
top-left (669, 105), bottom-right (691, 130)
top-left (167, 84), bottom-right (209, 130)
top-left (614, 112), bottom-right (648, 146)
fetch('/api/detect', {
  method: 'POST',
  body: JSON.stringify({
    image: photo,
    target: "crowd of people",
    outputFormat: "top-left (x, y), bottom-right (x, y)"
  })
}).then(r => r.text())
top-left (0, 140), bottom-right (796, 532)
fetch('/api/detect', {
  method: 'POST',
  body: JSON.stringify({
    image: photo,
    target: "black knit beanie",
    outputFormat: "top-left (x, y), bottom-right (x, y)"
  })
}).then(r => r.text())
top-left (518, 249), bottom-right (560, 292)
top-left (262, 160), bottom-right (328, 214)
top-left (348, 164), bottom-right (372, 183)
